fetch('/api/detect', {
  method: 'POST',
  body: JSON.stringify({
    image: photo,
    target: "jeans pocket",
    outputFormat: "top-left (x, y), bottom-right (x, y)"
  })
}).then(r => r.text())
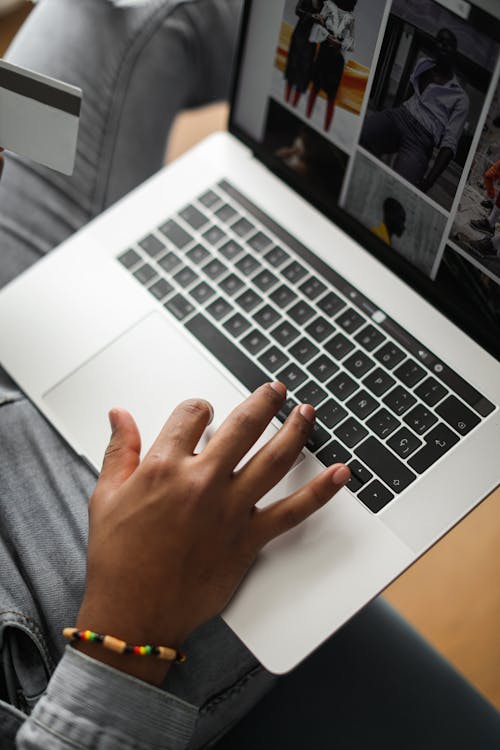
top-left (0, 617), bottom-right (52, 714)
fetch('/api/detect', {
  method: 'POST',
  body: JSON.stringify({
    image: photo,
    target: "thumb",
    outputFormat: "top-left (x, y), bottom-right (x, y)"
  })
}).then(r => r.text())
top-left (97, 408), bottom-right (141, 493)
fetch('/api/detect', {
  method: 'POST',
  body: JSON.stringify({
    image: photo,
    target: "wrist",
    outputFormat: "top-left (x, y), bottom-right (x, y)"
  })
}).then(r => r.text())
top-left (72, 640), bottom-right (172, 686)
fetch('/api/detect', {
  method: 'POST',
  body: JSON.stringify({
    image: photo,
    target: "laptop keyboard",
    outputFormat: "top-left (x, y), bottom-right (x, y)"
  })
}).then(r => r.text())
top-left (117, 180), bottom-right (496, 515)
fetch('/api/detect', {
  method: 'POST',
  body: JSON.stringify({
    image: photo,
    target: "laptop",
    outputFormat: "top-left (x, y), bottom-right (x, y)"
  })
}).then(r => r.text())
top-left (0, 0), bottom-right (499, 674)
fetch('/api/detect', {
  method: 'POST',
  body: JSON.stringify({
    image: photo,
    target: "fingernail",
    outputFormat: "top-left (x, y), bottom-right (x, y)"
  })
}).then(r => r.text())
top-left (332, 465), bottom-right (351, 487)
top-left (108, 409), bottom-right (119, 432)
top-left (205, 401), bottom-right (214, 425)
top-left (299, 404), bottom-right (315, 423)
top-left (270, 381), bottom-right (287, 397)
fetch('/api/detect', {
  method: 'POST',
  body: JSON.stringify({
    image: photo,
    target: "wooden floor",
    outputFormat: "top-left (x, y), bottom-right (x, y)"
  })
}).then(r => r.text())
top-left (2, 3), bottom-right (500, 711)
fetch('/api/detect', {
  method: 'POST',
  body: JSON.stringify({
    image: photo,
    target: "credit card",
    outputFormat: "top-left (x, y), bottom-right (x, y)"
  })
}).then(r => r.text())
top-left (0, 59), bottom-right (82, 175)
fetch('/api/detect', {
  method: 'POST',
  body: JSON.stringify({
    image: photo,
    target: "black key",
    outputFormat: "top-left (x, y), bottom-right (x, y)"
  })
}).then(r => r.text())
top-left (164, 293), bottom-right (195, 321)
top-left (149, 278), bottom-right (173, 301)
top-left (375, 342), bottom-right (406, 370)
top-left (366, 408), bottom-right (400, 439)
top-left (415, 377), bottom-right (448, 407)
top-left (259, 346), bottom-right (289, 373)
top-left (358, 480), bottom-right (394, 513)
top-left (133, 263), bottom-right (157, 285)
top-left (299, 277), bottom-right (327, 300)
top-left (139, 234), bottom-right (165, 258)
top-left (336, 308), bottom-right (365, 334)
top-left (158, 252), bottom-right (182, 273)
top-left (296, 381), bottom-right (328, 408)
top-left (344, 351), bottom-right (375, 378)
top-left (206, 297), bottom-right (233, 321)
top-left (346, 390), bottom-right (378, 420)
top-left (241, 330), bottom-right (270, 356)
top-left (118, 248), bottom-right (140, 269)
top-left (324, 333), bottom-right (353, 361)
top-left (317, 400), bottom-right (348, 429)
top-left (408, 423), bottom-right (460, 474)
top-left (307, 423), bottom-right (331, 453)
top-left (317, 441), bottom-right (352, 467)
top-left (174, 266), bottom-right (198, 288)
top-left (271, 321), bottom-right (300, 347)
top-left (186, 313), bottom-right (268, 392)
top-left (387, 428), bottom-right (422, 460)
top-left (355, 437), bottom-right (416, 494)
top-left (224, 313), bottom-right (251, 339)
top-left (265, 246), bottom-right (290, 268)
top-left (346, 475), bottom-right (363, 493)
top-left (282, 260), bottom-right (308, 284)
top-left (363, 368), bottom-right (396, 397)
top-left (198, 189), bottom-right (220, 208)
top-left (179, 204), bottom-right (208, 230)
top-left (270, 285), bottom-right (298, 309)
top-left (236, 254), bottom-right (260, 277)
top-left (203, 225), bottom-right (227, 246)
top-left (308, 355), bottom-right (339, 383)
top-left (253, 305), bottom-right (281, 329)
top-left (435, 395), bottom-right (480, 436)
top-left (288, 301), bottom-right (315, 326)
top-left (219, 273), bottom-right (245, 297)
top-left (328, 373), bottom-right (358, 401)
top-left (306, 317), bottom-right (335, 343)
top-left (232, 217), bottom-right (254, 237)
top-left (190, 281), bottom-right (215, 304)
top-left (276, 398), bottom-right (298, 423)
top-left (215, 203), bottom-right (238, 223)
top-left (403, 405), bottom-right (438, 435)
top-left (236, 289), bottom-right (262, 312)
top-left (220, 239), bottom-right (243, 261)
top-left (248, 231), bottom-right (272, 253)
top-left (203, 258), bottom-right (228, 280)
top-left (187, 244), bottom-right (210, 265)
top-left (383, 385), bottom-right (417, 416)
top-left (348, 460), bottom-right (373, 486)
top-left (394, 359), bottom-right (426, 388)
top-left (335, 417), bottom-right (368, 448)
top-left (289, 338), bottom-right (319, 365)
top-left (159, 219), bottom-right (192, 249)
top-left (276, 363), bottom-right (308, 390)
top-left (317, 291), bottom-right (345, 317)
top-left (253, 270), bottom-right (279, 292)
top-left (355, 324), bottom-right (385, 352)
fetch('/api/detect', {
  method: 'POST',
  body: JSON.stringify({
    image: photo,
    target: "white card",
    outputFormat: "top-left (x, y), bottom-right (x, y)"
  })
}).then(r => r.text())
top-left (0, 59), bottom-right (82, 175)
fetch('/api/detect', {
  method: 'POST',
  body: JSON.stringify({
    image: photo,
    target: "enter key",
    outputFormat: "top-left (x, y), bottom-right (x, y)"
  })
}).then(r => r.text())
top-left (408, 423), bottom-right (460, 474)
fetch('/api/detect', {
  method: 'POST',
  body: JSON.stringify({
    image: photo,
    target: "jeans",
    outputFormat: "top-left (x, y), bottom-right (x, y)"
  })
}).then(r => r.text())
top-left (0, 1), bottom-right (499, 748)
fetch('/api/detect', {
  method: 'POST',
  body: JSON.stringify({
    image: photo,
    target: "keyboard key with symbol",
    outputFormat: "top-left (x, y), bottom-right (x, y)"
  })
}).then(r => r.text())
top-left (358, 480), bottom-right (394, 513)
top-left (387, 428), bottom-right (422, 459)
top-left (435, 396), bottom-right (480, 436)
top-left (355, 438), bottom-right (416, 494)
top-left (408, 423), bottom-right (460, 473)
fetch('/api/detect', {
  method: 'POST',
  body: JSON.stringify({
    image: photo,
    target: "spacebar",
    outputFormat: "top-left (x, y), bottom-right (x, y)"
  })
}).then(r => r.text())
top-left (185, 313), bottom-right (269, 392)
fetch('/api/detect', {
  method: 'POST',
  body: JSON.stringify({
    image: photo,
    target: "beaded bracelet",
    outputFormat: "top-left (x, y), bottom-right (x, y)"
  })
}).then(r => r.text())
top-left (63, 628), bottom-right (186, 663)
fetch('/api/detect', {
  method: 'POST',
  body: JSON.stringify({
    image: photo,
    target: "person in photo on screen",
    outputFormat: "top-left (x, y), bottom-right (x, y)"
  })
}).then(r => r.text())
top-left (360, 29), bottom-right (469, 195)
top-left (469, 160), bottom-right (500, 257)
top-left (283, 0), bottom-right (322, 108)
top-left (305, 0), bottom-right (357, 132)
top-left (370, 196), bottom-right (407, 248)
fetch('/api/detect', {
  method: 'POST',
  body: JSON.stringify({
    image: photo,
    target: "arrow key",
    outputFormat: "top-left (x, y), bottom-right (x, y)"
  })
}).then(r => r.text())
top-left (358, 480), bottom-right (394, 513)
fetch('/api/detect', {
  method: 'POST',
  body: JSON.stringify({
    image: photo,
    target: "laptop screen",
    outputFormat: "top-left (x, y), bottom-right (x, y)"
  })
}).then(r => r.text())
top-left (231, 0), bottom-right (500, 361)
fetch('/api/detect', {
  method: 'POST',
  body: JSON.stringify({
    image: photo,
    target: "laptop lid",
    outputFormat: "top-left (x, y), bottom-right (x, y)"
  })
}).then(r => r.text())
top-left (229, 0), bottom-right (500, 361)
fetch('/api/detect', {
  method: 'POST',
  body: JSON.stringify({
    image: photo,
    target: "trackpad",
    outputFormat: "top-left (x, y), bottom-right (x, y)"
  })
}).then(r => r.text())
top-left (44, 312), bottom-right (304, 480)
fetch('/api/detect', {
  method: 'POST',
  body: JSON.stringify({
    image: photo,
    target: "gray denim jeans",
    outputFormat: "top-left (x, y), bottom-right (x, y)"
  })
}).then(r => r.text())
top-left (0, 1), bottom-right (278, 747)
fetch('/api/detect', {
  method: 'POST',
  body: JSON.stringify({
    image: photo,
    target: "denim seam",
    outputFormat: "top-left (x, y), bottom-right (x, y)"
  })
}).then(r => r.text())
top-left (91, 0), bottom-right (196, 216)
top-left (199, 664), bottom-right (263, 716)
top-left (0, 611), bottom-right (54, 672)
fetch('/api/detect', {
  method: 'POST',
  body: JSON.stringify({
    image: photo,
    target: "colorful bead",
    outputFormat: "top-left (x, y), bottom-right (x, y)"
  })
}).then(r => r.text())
top-left (62, 628), bottom-right (185, 663)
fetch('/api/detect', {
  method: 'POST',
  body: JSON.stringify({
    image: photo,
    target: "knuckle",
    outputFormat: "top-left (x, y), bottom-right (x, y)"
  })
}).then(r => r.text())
top-left (234, 408), bottom-right (256, 431)
top-left (142, 452), bottom-right (174, 481)
top-left (179, 398), bottom-right (211, 419)
top-left (282, 505), bottom-right (302, 530)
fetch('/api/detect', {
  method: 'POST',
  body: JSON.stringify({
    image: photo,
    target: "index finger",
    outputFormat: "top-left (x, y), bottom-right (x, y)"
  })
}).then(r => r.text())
top-left (200, 382), bottom-right (286, 474)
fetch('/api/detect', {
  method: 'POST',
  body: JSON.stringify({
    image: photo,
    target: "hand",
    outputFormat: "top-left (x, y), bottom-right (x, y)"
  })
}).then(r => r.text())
top-left (75, 383), bottom-right (350, 684)
top-left (312, 14), bottom-right (325, 24)
top-left (327, 35), bottom-right (341, 48)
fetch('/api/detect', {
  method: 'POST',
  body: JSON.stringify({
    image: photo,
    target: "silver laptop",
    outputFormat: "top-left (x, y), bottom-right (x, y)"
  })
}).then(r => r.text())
top-left (1, 0), bottom-right (499, 674)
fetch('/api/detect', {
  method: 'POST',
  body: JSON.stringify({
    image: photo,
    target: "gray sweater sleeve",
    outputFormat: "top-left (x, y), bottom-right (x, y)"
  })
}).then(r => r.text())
top-left (15, 646), bottom-right (198, 749)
